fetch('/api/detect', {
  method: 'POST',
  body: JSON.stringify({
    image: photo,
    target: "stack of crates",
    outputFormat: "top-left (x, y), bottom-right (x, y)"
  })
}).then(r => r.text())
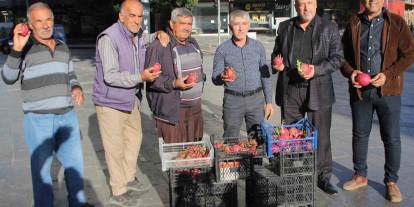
top-left (169, 167), bottom-right (238, 207)
top-left (253, 118), bottom-right (317, 207)
top-left (159, 135), bottom-right (238, 207)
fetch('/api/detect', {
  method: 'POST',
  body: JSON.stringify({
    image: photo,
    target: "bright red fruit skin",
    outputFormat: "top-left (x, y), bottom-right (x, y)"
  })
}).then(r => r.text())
top-left (356, 73), bottom-right (371, 86)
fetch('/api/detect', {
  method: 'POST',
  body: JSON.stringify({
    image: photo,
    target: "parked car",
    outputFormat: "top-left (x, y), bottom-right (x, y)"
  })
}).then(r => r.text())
top-left (1, 24), bottom-right (67, 54)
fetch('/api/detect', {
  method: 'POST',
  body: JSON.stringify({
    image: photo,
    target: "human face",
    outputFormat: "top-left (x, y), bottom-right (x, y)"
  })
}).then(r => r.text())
top-left (230, 16), bottom-right (250, 41)
top-left (361, 0), bottom-right (384, 16)
top-left (119, 1), bottom-right (143, 34)
top-left (295, 0), bottom-right (317, 23)
top-left (28, 7), bottom-right (54, 40)
top-left (169, 16), bottom-right (193, 43)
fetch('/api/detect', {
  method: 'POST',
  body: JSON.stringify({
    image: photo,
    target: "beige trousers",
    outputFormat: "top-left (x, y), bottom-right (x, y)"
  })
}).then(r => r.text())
top-left (96, 104), bottom-right (142, 196)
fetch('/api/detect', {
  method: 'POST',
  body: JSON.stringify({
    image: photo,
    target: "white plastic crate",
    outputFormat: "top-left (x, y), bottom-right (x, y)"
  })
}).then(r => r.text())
top-left (159, 134), bottom-right (214, 171)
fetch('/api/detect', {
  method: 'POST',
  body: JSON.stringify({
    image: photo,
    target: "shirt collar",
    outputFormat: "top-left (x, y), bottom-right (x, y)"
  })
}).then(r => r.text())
top-left (231, 36), bottom-right (250, 48)
top-left (294, 16), bottom-right (315, 31)
top-left (361, 8), bottom-right (386, 23)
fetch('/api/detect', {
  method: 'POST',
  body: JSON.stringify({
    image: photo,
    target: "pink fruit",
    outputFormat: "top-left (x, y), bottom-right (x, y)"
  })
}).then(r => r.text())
top-left (185, 72), bottom-right (198, 84)
top-left (273, 55), bottom-right (283, 67)
top-left (296, 59), bottom-right (312, 77)
top-left (356, 73), bottom-right (371, 87)
top-left (231, 145), bottom-right (241, 153)
top-left (152, 63), bottom-right (161, 72)
top-left (19, 24), bottom-right (29, 36)
top-left (224, 67), bottom-right (236, 81)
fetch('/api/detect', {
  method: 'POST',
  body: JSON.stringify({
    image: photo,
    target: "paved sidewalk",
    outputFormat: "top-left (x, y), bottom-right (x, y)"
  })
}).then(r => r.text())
top-left (0, 34), bottom-right (413, 207)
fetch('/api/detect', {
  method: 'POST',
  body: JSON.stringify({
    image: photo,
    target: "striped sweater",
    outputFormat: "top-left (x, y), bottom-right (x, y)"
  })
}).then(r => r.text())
top-left (1, 38), bottom-right (80, 114)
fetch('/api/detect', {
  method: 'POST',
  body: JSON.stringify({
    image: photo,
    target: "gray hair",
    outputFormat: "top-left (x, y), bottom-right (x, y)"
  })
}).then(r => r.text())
top-left (230, 10), bottom-right (250, 24)
top-left (27, 2), bottom-right (54, 22)
top-left (171, 8), bottom-right (193, 22)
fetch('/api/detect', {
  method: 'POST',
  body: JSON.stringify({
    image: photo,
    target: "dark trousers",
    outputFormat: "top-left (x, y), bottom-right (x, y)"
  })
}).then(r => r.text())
top-left (282, 85), bottom-right (333, 183)
top-left (222, 92), bottom-right (264, 137)
top-left (350, 88), bottom-right (401, 183)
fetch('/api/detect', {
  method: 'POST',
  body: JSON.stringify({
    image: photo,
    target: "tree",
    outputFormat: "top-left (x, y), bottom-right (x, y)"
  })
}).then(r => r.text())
top-left (150, 0), bottom-right (199, 13)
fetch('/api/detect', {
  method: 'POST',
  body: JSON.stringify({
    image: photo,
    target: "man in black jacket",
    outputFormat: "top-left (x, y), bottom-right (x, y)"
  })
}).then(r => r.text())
top-left (271, 0), bottom-right (343, 194)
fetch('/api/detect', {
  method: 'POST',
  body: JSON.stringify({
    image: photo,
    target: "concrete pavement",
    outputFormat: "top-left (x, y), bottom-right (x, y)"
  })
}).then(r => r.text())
top-left (0, 34), bottom-right (413, 207)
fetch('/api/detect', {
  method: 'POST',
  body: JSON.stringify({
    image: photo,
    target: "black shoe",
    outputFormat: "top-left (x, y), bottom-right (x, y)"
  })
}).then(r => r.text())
top-left (80, 203), bottom-right (95, 207)
top-left (318, 181), bottom-right (338, 195)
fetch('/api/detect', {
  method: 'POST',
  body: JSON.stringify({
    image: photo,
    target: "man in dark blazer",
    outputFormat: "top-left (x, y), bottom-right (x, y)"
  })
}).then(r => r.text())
top-left (271, 0), bottom-right (343, 194)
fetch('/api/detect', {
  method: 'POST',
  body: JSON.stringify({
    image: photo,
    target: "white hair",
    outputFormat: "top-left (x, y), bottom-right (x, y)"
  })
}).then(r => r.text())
top-left (230, 10), bottom-right (250, 24)
top-left (171, 8), bottom-right (193, 22)
top-left (27, 2), bottom-right (54, 22)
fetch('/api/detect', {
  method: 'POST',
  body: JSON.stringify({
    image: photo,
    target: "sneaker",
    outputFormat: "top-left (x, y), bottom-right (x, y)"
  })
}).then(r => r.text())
top-left (127, 178), bottom-right (150, 192)
top-left (386, 182), bottom-right (402, 203)
top-left (109, 190), bottom-right (140, 206)
top-left (343, 175), bottom-right (368, 191)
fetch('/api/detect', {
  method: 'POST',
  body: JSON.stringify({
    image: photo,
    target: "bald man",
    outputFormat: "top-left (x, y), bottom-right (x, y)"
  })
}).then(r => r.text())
top-left (92, 0), bottom-right (168, 205)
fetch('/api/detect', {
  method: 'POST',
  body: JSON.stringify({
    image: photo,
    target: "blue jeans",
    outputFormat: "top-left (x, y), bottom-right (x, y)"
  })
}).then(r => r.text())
top-left (350, 88), bottom-right (401, 183)
top-left (24, 110), bottom-right (86, 207)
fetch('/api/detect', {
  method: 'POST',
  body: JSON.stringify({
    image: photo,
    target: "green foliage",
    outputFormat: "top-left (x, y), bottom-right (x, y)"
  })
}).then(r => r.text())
top-left (150, 0), bottom-right (199, 13)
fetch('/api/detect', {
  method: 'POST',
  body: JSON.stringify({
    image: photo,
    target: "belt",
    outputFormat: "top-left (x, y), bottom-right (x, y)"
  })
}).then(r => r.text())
top-left (224, 87), bottom-right (262, 97)
top-left (288, 82), bottom-right (309, 88)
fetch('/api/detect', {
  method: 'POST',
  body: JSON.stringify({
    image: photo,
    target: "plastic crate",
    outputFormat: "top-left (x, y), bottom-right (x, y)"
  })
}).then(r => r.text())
top-left (271, 151), bottom-right (315, 176)
top-left (261, 118), bottom-right (318, 158)
top-left (159, 135), bottom-right (214, 171)
top-left (169, 167), bottom-right (212, 207)
top-left (212, 136), bottom-right (264, 158)
top-left (246, 166), bottom-right (315, 207)
top-left (205, 181), bottom-right (238, 207)
top-left (280, 174), bottom-right (315, 207)
top-left (215, 156), bottom-right (253, 182)
top-left (169, 168), bottom-right (237, 207)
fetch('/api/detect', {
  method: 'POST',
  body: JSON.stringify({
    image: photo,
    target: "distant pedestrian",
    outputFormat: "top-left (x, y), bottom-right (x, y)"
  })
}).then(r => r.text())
top-left (341, 0), bottom-right (414, 202)
top-left (1, 2), bottom-right (93, 207)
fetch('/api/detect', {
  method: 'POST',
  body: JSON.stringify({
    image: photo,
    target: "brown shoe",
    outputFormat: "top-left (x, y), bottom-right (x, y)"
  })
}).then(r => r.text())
top-left (386, 182), bottom-right (402, 203)
top-left (343, 175), bottom-right (368, 191)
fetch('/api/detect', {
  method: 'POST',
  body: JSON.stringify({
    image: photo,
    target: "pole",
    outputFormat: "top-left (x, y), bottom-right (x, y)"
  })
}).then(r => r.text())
top-left (386, 0), bottom-right (388, 9)
top-left (218, 0), bottom-right (221, 44)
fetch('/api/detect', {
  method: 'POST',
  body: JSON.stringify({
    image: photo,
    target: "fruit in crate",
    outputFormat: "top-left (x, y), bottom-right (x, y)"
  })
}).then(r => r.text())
top-left (175, 145), bottom-right (209, 160)
top-left (214, 139), bottom-right (258, 155)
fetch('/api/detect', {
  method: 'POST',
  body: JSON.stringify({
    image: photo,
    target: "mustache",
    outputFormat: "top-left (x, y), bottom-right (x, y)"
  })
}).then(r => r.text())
top-left (181, 29), bottom-right (191, 33)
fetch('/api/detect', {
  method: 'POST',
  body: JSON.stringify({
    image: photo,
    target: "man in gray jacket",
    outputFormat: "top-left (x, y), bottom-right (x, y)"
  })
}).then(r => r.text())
top-left (212, 10), bottom-right (274, 138)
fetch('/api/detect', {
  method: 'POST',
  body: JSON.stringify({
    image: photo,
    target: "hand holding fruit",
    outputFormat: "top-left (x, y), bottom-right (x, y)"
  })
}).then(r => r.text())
top-left (141, 63), bottom-right (162, 82)
top-left (370, 72), bottom-right (386, 87)
top-left (12, 23), bottom-right (31, 52)
top-left (221, 67), bottom-right (236, 82)
top-left (272, 54), bottom-right (284, 71)
top-left (184, 72), bottom-right (198, 84)
top-left (175, 75), bottom-right (195, 90)
top-left (350, 70), bottom-right (363, 88)
top-left (296, 59), bottom-right (314, 80)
